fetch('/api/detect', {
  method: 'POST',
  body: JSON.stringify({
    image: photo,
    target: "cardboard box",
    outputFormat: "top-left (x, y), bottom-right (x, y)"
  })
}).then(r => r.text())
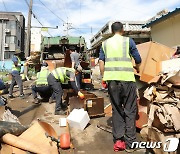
top-left (134, 41), bottom-right (175, 82)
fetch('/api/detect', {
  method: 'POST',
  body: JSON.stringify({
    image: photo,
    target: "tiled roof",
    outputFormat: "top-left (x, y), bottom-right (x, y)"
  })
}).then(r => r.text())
top-left (143, 8), bottom-right (180, 28)
top-left (123, 23), bottom-right (150, 31)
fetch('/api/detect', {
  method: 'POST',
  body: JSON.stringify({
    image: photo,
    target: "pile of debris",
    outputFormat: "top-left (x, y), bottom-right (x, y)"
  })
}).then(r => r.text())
top-left (141, 70), bottom-right (180, 154)
top-left (26, 51), bottom-right (41, 65)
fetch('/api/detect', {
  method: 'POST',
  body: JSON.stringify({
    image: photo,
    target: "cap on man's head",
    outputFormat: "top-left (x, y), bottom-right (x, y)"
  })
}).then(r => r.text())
top-left (41, 62), bottom-right (48, 67)
top-left (15, 49), bottom-right (21, 54)
top-left (69, 46), bottom-right (76, 51)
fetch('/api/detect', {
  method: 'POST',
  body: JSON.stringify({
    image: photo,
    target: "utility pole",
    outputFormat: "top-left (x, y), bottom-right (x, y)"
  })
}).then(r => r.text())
top-left (24, 0), bottom-right (33, 78)
top-left (0, 19), bottom-right (4, 61)
top-left (63, 18), bottom-right (72, 35)
top-left (25, 0), bottom-right (33, 57)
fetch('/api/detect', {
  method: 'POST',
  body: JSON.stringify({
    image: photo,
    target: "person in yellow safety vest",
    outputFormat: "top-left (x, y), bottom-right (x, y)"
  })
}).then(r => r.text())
top-left (31, 62), bottom-right (52, 104)
top-left (47, 67), bottom-right (84, 115)
top-left (99, 22), bottom-right (141, 153)
top-left (8, 49), bottom-right (28, 99)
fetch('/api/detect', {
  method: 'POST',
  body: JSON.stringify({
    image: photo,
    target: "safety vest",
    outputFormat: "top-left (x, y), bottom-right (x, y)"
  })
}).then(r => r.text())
top-left (102, 34), bottom-right (135, 82)
top-left (12, 56), bottom-right (21, 72)
top-left (52, 67), bottom-right (75, 83)
top-left (36, 69), bottom-right (49, 85)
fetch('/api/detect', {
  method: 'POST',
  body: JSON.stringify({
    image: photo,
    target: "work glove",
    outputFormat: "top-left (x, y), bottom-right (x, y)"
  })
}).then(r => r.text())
top-left (102, 80), bottom-right (108, 89)
top-left (78, 91), bottom-right (85, 99)
top-left (24, 62), bottom-right (29, 66)
top-left (133, 64), bottom-right (140, 73)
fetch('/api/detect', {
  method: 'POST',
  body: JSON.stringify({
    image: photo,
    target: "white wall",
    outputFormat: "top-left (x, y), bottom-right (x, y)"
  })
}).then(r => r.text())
top-left (151, 13), bottom-right (180, 47)
top-left (31, 29), bottom-right (42, 51)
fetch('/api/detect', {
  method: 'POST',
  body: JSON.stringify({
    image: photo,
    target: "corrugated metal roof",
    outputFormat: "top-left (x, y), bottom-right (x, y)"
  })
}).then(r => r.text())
top-left (143, 8), bottom-right (180, 28)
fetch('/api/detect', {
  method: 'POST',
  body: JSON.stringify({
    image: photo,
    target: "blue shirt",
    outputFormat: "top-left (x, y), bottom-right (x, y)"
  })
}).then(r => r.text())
top-left (11, 56), bottom-right (21, 75)
top-left (99, 37), bottom-right (141, 64)
top-left (12, 56), bottom-right (19, 63)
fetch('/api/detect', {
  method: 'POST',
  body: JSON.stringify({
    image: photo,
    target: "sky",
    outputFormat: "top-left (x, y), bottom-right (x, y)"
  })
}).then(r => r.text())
top-left (0, 0), bottom-right (179, 47)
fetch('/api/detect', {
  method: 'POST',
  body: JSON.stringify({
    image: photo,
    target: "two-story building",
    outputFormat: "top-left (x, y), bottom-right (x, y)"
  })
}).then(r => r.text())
top-left (90, 21), bottom-right (151, 57)
top-left (0, 12), bottom-right (25, 60)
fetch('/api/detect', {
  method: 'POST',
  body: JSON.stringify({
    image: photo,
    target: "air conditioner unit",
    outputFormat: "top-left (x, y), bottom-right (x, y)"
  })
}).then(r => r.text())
top-left (4, 44), bottom-right (9, 47)
top-left (5, 29), bottom-right (10, 33)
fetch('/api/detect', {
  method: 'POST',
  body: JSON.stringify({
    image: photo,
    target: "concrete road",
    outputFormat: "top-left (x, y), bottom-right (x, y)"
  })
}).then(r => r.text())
top-left (1, 79), bottom-right (149, 154)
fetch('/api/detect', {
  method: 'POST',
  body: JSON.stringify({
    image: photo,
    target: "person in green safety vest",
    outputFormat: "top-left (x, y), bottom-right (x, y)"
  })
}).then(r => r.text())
top-left (99, 22), bottom-right (141, 153)
top-left (8, 49), bottom-right (27, 98)
top-left (31, 62), bottom-right (52, 104)
top-left (47, 67), bottom-right (84, 115)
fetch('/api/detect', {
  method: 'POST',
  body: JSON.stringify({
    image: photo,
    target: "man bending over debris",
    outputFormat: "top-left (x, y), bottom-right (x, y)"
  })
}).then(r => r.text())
top-left (99, 22), bottom-right (141, 152)
top-left (31, 62), bottom-right (52, 104)
top-left (47, 67), bottom-right (84, 115)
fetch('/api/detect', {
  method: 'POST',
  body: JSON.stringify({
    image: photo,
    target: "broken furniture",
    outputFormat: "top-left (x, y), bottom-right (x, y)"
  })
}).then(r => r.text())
top-left (68, 90), bottom-right (105, 117)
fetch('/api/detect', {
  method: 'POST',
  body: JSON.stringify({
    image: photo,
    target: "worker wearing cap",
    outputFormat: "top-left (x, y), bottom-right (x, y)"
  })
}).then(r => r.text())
top-left (8, 49), bottom-right (26, 98)
top-left (69, 46), bottom-right (82, 90)
top-left (31, 62), bottom-right (52, 104)
top-left (47, 67), bottom-right (84, 115)
top-left (99, 22), bottom-right (141, 152)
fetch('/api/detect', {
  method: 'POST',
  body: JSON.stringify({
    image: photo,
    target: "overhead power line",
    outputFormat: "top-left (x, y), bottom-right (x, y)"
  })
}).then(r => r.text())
top-left (38, 0), bottom-right (65, 23)
top-left (2, 0), bottom-right (7, 11)
top-left (56, 0), bottom-right (68, 20)
top-left (23, 0), bottom-right (52, 36)
top-left (24, 0), bottom-right (29, 7)
top-left (38, 0), bottom-right (82, 35)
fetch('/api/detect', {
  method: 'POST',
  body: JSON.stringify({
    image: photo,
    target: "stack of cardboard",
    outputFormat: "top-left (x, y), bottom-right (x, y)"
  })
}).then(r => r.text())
top-left (141, 66), bottom-right (180, 153)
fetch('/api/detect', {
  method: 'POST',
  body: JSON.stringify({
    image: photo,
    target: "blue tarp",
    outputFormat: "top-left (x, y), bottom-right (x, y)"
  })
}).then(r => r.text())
top-left (0, 60), bottom-right (24, 73)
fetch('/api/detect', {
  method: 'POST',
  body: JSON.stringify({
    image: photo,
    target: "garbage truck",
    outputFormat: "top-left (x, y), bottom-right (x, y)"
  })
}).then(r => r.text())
top-left (41, 36), bottom-right (92, 89)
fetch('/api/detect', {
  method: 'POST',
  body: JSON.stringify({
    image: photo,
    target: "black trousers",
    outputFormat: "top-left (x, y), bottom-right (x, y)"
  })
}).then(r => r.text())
top-left (9, 73), bottom-right (23, 96)
top-left (108, 80), bottom-right (137, 148)
top-left (47, 73), bottom-right (63, 112)
top-left (75, 72), bottom-right (81, 91)
top-left (31, 85), bottom-right (52, 100)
